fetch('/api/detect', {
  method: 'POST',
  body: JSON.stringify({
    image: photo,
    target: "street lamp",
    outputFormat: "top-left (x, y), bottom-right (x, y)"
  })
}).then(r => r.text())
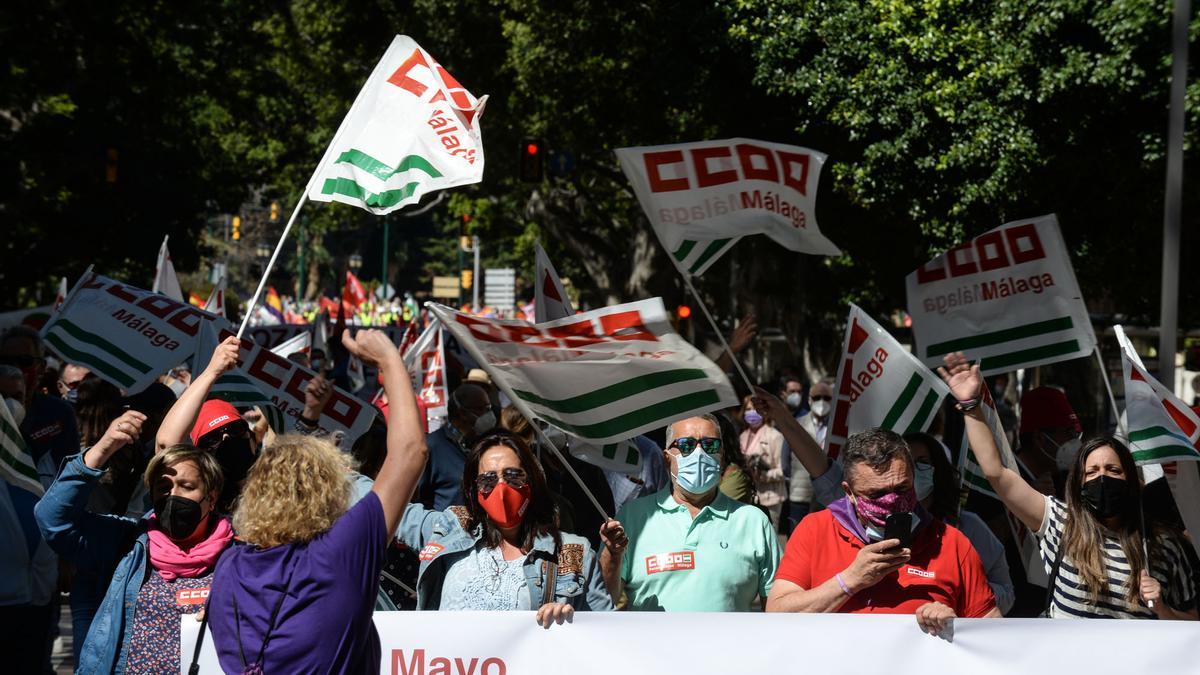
top-left (348, 253), bottom-right (363, 271)
top-left (255, 242), bottom-right (271, 260)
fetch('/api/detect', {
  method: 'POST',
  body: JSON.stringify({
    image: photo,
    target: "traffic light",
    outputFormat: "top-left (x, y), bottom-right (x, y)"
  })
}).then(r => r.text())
top-left (232, 215), bottom-right (241, 241)
top-left (519, 138), bottom-right (544, 182)
top-left (676, 305), bottom-right (692, 320)
top-left (461, 269), bottom-right (473, 289)
top-left (270, 201), bottom-right (280, 222)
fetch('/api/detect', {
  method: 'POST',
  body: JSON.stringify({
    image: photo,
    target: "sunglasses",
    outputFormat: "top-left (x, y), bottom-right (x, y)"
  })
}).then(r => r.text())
top-left (475, 467), bottom-right (529, 496)
top-left (669, 436), bottom-right (722, 457)
top-left (58, 379), bottom-right (84, 391)
top-left (0, 355), bottom-right (41, 369)
top-left (810, 395), bottom-right (832, 402)
top-left (196, 423), bottom-right (251, 451)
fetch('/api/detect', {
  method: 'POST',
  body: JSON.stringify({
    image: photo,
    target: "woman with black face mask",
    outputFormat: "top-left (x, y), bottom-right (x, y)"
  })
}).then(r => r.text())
top-left (940, 352), bottom-right (1197, 620)
top-left (35, 411), bottom-right (233, 673)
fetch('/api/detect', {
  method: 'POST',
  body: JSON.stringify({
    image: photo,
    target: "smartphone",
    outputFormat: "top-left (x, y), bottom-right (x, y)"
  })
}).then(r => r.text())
top-left (883, 512), bottom-right (914, 551)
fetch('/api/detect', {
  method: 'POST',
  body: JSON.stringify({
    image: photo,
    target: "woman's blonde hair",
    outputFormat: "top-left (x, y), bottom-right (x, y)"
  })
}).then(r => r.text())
top-left (144, 445), bottom-right (224, 498)
top-left (233, 434), bottom-right (351, 548)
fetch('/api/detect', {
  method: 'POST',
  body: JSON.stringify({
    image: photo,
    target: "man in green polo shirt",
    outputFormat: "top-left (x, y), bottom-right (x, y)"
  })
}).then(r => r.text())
top-left (599, 414), bottom-right (781, 610)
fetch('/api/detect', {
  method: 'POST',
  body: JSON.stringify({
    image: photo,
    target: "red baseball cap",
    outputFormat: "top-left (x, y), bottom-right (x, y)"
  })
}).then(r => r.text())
top-left (1019, 386), bottom-right (1081, 435)
top-left (190, 399), bottom-right (243, 445)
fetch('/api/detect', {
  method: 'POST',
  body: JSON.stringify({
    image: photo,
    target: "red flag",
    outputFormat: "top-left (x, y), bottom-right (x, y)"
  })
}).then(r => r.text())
top-left (343, 271), bottom-right (367, 309)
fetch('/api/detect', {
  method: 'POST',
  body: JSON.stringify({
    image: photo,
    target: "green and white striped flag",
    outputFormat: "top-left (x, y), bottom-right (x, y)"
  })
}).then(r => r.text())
top-left (195, 322), bottom-right (287, 433)
top-left (570, 439), bottom-right (642, 475)
top-left (615, 138), bottom-right (840, 278)
top-left (1115, 325), bottom-right (1200, 465)
top-left (956, 386), bottom-right (1020, 499)
top-left (826, 304), bottom-right (949, 458)
top-left (0, 396), bottom-right (42, 495)
top-left (906, 214), bottom-right (1096, 375)
top-left (42, 272), bottom-right (219, 392)
top-left (307, 35), bottom-right (487, 215)
top-left (429, 299), bottom-right (737, 445)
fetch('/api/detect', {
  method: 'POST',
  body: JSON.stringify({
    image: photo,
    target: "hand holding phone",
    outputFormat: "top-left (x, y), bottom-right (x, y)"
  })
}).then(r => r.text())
top-left (883, 512), bottom-right (914, 552)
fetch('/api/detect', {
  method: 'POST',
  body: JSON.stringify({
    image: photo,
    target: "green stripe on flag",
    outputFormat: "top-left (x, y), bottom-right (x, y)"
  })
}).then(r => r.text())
top-left (881, 373), bottom-right (923, 429)
top-left (962, 467), bottom-right (996, 494)
top-left (1129, 426), bottom-right (1194, 445)
top-left (979, 340), bottom-right (1080, 371)
top-left (904, 390), bottom-right (941, 434)
top-left (537, 390), bottom-right (722, 441)
top-left (0, 443), bottom-right (39, 483)
top-left (0, 420), bottom-right (38, 483)
top-left (320, 177), bottom-right (420, 209)
top-left (512, 369), bottom-right (710, 414)
top-left (334, 149), bottom-right (442, 181)
top-left (925, 317), bottom-right (1074, 357)
top-left (672, 240), bottom-right (697, 262)
top-left (44, 332), bottom-right (136, 387)
top-left (52, 319), bottom-right (153, 373)
top-left (689, 239), bottom-right (732, 274)
top-left (1131, 445), bottom-right (1200, 462)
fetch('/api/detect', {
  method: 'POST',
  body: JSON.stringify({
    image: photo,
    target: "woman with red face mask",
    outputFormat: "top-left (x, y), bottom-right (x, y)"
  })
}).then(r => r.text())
top-left (395, 429), bottom-right (613, 626)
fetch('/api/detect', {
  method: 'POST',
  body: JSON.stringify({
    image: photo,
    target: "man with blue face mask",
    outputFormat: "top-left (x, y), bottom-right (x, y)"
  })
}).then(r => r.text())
top-left (597, 414), bottom-right (781, 611)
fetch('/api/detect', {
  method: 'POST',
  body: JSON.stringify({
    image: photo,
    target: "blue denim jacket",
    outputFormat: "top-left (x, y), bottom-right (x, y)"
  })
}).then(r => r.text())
top-left (34, 453), bottom-right (155, 675)
top-left (396, 503), bottom-right (613, 612)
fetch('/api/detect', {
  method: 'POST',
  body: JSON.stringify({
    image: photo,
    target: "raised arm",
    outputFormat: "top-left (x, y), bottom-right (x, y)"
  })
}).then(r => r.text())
top-left (753, 386), bottom-right (830, 480)
top-left (156, 336), bottom-right (241, 452)
top-left (342, 330), bottom-right (428, 537)
top-left (715, 315), bottom-right (756, 375)
top-left (938, 352), bottom-right (1045, 531)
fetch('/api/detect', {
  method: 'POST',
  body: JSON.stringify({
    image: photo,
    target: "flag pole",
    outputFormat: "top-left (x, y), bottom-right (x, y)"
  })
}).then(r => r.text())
top-left (237, 194), bottom-right (309, 338)
top-left (1093, 346), bottom-right (1126, 437)
top-left (528, 420), bottom-right (611, 522)
top-left (679, 271), bottom-right (756, 394)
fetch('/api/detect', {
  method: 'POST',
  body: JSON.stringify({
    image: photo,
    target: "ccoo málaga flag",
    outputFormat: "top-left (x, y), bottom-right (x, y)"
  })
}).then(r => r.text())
top-left (307, 35), bottom-right (487, 215)
top-left (429, 299), bottom-right (737, 445)
top-left (906, 214), bottom-right (1095, 375)
top-left (615, 138), bottom-right (840, 276)
top-left (826, 304), bottom-right (949, 458)
top-left (1115, 325), bottom-right (1200, 465)
top-left (402, 320), bottom-right (449, 425)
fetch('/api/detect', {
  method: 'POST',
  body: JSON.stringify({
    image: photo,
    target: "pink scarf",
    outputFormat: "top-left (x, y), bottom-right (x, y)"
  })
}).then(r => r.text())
top-left (147, 515), bottom-right (234, 580)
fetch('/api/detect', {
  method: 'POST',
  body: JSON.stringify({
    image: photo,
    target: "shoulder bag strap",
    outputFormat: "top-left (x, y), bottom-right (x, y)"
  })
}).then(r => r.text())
top-left (187, 602), bottom-right (210, 675)
top-left (1043, 537), bottom-right (1067, 616)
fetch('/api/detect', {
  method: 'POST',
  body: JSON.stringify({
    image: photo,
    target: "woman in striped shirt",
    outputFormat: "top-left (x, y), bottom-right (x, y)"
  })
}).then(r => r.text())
top-left (939, 352), bottom-right (1197, 620)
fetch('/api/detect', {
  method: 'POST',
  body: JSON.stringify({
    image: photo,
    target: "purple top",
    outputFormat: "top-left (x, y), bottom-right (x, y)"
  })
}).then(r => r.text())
top-left (208, 491), bottom-right (387, 674)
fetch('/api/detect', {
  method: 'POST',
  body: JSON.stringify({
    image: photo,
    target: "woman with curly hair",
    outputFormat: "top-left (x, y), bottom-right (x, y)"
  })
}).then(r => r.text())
top-left (395, 428), bottom-right (612, 624)
top-left (206, 330), bottom-right (428, 674)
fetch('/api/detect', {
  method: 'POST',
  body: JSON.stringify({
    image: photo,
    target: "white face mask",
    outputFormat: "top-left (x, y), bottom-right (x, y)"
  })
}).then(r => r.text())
top-left (785, 392), bottom-right (803, 410)
top-left (914, 462), bottom-right (936, 500)
top-left (4, 397), bottom-right (25, 427)
top-left (810, 399), bottom-right (832, 418)
top-left (1053, 435), bottom-right (1082, 472)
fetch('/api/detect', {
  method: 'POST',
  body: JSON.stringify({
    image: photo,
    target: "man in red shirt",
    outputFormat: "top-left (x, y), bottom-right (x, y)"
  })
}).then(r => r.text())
top-left (767, 428), bottom-right (1000, 636)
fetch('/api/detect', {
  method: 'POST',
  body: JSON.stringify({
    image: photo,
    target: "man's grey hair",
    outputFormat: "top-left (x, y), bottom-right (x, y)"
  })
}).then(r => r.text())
top-left (664, 413), bottom-right (721, 448)
top-left (841, 428), bottom-right (912, 484)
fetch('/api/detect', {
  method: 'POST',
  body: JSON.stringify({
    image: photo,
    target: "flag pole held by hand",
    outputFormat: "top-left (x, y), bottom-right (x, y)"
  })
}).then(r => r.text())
top-left (679, 272), bottom-right (756, 394)
top-left (237, 194), bottom-right (309, 339)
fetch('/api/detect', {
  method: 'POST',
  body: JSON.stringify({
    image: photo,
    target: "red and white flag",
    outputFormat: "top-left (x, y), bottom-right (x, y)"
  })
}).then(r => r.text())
top-left (534, 244), bottom-right (573, 323)
top-left (203, 275), bottom-right (226, 318)
top-left (152, 235), bottom-right (185, 302)
top-left (53, 277), bottom-right (68, 312)
top-left (402, 320), bottom-right (448, 426)
top-left (344, 271), bottom-right (368, 310)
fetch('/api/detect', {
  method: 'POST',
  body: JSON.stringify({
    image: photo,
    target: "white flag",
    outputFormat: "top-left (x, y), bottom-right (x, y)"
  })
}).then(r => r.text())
top-left (429, 299), bottom-right (737, 445)
top-left (615, 138), bottom-right (839, 276)
top-left (826, 303), bottom-right (949, 458)
top-left (307, 35), bottom-right (487, 215)
top-left (0, 395), bottom-right (42, 495)
top-left (534, 244), bottom-right (574, 323)
top-left (570, 439), bottom-right (642, 475)
top-left (402, 320), bottom-right (448, 425)
top-left (270, 332), bottom-right (311, 359)
top-left (152, 235), bottom-right (185, 302)
top-left (1114, 325), bottom-right (1200, 465)
top-left (203, 275), bottom-right (226, 318)
top-left (54, 277), bottom-right (68, 311)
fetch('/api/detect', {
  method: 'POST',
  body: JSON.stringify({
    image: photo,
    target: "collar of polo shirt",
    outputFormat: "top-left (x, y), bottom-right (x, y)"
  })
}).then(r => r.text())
top-left (654, 487), bottom-right (732, 520)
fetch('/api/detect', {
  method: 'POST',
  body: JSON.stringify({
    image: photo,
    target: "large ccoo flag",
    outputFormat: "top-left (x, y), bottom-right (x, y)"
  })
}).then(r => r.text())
top-left (307, 35), bottom-right (487, 215)
top-left (534, 244), bottom-right (574, 323)
top-left (615, 138), bottom-right (840, 276)
top-left (402, 320), bottom-right (449, 426)
top-left (429, 299), bottom-right (737, 445)
top-left (826, 304), bottom-right (950, 458)
top-left (1114, 325), bottom-right (1200, 465)
top-left (906, 214), bottom-right (1095, 375)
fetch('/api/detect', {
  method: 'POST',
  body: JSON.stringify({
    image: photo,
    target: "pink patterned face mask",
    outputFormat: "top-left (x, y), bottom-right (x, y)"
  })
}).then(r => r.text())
top-left (853, 489), bottom-right (919, 528)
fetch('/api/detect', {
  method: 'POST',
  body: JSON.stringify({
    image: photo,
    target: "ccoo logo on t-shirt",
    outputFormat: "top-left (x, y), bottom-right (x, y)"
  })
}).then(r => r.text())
top-left (645, 551), bottom-right (695, 575)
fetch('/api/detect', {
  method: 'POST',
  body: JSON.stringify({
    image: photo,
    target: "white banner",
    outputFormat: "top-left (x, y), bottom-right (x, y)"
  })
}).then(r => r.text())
top-left (906, 214), bottom-right (1096, 375)
top-left (403, 320), bottom-right (449, 424)
top-left (307, 35), bottom-right (487, 215)
top-left (182, 611), bottom-right (1197, 675)
top-left (616, 138), bottom-right (839, 276)
top-left (428, 299), bottom-right (736, 445)
top-left (826, 304), bottom-right (949, 458)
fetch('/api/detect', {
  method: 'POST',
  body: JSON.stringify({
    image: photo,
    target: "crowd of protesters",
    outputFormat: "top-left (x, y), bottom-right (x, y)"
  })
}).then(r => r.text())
top-left (1, 307), bottom-right (1197, 673)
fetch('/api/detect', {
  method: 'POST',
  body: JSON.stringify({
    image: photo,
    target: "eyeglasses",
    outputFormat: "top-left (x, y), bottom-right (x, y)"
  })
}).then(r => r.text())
top-left (669, 437), bottom-right (722, 457)
top-left (196, 423), bottom-right (251, 451)
top-left (810, 395), bottom-right (832, 402)
top-left (475, 467), bottom-right (529, 496)
top-left (58, 378), bottom-right (84, 391)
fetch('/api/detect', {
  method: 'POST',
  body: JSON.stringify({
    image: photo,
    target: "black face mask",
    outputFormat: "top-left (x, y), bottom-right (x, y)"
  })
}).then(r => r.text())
top-left (214, 437), bottom-right (255, 512)
top-left (1081, 475), bottom-right (1131, 519)
top-left (153, 495), bottom-right (206, 539)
